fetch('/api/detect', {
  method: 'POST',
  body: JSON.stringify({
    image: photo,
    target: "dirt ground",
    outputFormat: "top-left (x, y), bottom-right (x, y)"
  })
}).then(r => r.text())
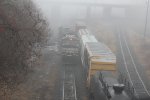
top-left (0, 32), bottom-right (62, 100)
top-left (0, 48), bottom-right (61, 100)
top-left (10, 50), bottom-right (59, 100)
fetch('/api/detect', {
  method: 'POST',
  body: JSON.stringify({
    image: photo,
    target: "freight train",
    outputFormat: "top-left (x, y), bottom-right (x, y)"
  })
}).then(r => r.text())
top-left (76, 23), bottom-right (150, 100)
top-left (59, 23), bottom-right (150, 100)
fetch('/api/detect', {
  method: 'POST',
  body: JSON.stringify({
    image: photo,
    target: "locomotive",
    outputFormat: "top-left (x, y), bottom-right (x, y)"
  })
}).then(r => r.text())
top-left (59, 27), bottom-right (80, 64)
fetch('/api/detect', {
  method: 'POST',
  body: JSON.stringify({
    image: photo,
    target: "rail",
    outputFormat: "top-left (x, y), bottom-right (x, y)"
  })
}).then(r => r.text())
top-left (62, 68), bottom-right (77, 100)
top-left (117, 26), bottom-right (150, 99)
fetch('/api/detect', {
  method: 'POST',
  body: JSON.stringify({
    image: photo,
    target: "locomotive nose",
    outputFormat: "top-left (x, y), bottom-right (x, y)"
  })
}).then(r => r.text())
top-left (113, 84), bottom-right (125, 94)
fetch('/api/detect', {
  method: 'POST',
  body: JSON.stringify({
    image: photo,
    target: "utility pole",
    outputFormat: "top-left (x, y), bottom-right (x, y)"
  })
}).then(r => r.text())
top-left (144, 0), bottom-right (150, 37)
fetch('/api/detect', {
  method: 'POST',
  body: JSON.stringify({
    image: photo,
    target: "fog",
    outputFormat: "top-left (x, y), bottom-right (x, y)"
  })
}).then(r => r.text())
top-left (34, 0), bottom-right (145, 4)
top-left (33, 0), bottom-right (150, 34)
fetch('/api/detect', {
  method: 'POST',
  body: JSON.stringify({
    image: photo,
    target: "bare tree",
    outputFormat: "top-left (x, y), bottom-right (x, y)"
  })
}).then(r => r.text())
top-left (0, 0), bottom-right (50, 92)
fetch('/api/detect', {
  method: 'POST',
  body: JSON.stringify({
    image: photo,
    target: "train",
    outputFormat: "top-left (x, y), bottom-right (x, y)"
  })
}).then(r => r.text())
top-left (59, 22), bottom-right (150, 100)
top-left (75, 23), bottom-right (148, 100)
top-left (59, 27), bottom-right (80, 64)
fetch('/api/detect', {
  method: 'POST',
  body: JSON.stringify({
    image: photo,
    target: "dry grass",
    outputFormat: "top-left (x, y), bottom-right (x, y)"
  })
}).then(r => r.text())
top-left (126, 30), bottom-right (150, 80)
top-left (0, 54), bottom-right (60, 100)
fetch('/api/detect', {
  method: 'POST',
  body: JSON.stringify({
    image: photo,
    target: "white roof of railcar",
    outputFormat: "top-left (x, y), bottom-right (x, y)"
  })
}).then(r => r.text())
top-left (86, 42), bottom-right (112, 56)
top-left (79, 29), bottom-right (116, 63)
top-left (81, 35), bottom-right (98, 45)
top-left (79, 29), bottom-right (98, 45)
top-left (86, 42), bottom-right (116, 63)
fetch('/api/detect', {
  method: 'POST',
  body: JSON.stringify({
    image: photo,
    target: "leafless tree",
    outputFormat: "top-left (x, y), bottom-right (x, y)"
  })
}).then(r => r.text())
top-left (0, 0), bottom-right (50, 91)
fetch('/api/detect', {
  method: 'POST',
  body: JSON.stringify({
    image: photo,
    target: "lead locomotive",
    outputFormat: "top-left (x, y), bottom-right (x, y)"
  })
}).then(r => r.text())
top-left (59, 27), bottom-right (80, 64)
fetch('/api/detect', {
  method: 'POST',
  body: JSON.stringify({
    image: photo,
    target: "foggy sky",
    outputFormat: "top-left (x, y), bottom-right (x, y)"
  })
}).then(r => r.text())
top-left (33, 0), bottom-right (146, 18)
top-left (34, 0), bottom-right (145, 5)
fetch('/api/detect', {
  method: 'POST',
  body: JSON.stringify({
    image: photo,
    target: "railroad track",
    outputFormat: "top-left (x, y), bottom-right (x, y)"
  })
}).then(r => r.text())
top-left (62, 67), bottom-right (77, 100)
top-left (117, 26), bottom-right (150, 99)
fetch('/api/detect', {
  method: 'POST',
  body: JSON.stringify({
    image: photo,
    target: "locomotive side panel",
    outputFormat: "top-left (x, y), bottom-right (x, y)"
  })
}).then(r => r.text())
top-left (60, 27), bottom-right (80, 64)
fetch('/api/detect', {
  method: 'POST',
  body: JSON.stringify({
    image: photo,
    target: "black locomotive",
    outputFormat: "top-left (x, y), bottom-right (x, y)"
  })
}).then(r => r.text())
top-left (59, 27), bottom-right (80, 64)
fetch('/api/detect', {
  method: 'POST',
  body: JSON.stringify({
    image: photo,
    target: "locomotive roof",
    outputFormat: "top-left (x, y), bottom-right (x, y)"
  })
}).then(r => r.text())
top-left (62, 35), bottom-right (78, 40)
top-left (79, 29), bottom-right (90, 35)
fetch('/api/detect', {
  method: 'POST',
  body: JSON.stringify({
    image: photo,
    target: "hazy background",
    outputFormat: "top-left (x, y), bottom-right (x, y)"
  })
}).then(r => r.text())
top-left (33, 0), bottom-right (150, 35)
